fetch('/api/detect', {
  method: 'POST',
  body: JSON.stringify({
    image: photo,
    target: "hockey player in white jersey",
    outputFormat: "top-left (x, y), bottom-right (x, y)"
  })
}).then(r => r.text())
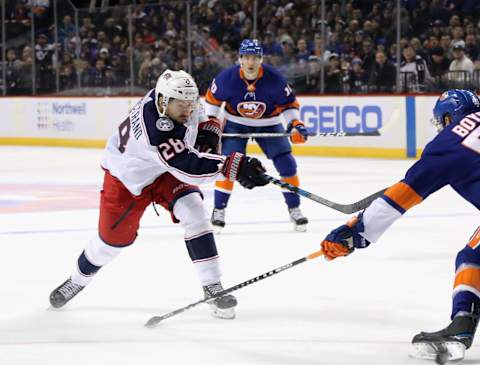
top-left (49, 70), bottom-right (268, 319)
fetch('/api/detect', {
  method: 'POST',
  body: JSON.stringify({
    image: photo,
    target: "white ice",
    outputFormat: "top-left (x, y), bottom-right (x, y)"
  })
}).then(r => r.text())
top-left (1, 146), bottom-right (479, 365)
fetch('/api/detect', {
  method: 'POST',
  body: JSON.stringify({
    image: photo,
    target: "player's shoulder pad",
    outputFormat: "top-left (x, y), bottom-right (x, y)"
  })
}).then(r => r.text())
top-left (142, 95), bottom-right (187, 146)
top-left (262, 63), bottom-right (288, 84)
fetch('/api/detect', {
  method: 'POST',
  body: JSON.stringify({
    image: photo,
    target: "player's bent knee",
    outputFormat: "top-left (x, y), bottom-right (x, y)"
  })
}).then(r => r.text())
top-left (84, 235), bottom-right (124, 267)
top-left (173, 192), bottom-right (212, 238)
top-left (273, 153), bottom-right (297, 177)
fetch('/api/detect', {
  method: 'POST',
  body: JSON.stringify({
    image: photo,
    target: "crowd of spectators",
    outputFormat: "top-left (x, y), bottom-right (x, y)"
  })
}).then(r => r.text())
top-left (2, 0), bottom-right (480, 95)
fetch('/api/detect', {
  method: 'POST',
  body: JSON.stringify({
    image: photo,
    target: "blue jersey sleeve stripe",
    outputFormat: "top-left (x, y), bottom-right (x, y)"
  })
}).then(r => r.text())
top-left (380, 194), bottom-right (406, 214)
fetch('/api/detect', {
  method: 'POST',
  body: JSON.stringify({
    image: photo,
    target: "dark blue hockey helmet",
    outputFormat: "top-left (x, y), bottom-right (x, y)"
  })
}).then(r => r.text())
top-left (432, 89), bottom-right (480, 131)
top-left (239, 39), bottom-right (263, 57)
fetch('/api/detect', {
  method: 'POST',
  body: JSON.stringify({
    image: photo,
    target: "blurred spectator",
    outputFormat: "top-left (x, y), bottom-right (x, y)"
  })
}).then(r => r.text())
top-left (296, 38), bottom-right (311, 62)
top-left (360, 39), bottom-right (376, 72)
top-left (34, 33), bottom-right (54, 93)
top-left (325, 53), bottom-right (343, 93)
top-left (311, 33), bottom-right (331, 63)
top-left (83, 59), bottom-right (106, 87)
top-left (400, 44), bottom-right (431, 92)
top-left (4, 49), bottom-right (22, 95)
top-left (348, 58), bottom-right (368, 93)
top-left (16, 46), bottom-right (34, 94)
top-left (449, 43), bottom-right (474, 74)
top-left (370, 50), bottom-right (396, 92)
top-left (440, 34), bottom-right (453, 59)
top-left (104, 66), bottom-right (122, 88)
top-left (465, 34), bottom-right (479, 62)
top-left (60, 64), bottom-right (77, 91)
top-left (429, 47), bottom-right (450, 77)
top-left (58, 15), bottom-right (76, 47)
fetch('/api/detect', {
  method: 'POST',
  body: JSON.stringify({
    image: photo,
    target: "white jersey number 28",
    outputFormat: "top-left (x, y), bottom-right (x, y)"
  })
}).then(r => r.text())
top-left (158, 138), bottom-right (186, 161)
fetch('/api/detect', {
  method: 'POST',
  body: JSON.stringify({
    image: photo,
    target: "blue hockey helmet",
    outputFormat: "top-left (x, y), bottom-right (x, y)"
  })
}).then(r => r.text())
top-left (239, 39), bottom-right (263, 57)
top-left (432, 89), bottom-right (480, 131)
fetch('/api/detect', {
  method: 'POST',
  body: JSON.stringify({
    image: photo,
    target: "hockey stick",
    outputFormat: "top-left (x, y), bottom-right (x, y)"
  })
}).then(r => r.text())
top-left (222, 131), bottom-right (380, 138)
top-left (265, 174), bottom-right (386, 214)
top-left (145, 249), bottom-right (324, 328)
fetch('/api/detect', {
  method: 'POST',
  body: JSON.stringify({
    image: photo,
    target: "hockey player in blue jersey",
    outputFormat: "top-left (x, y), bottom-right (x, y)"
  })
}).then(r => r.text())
top-left (320, 89), bottom-right (480, 362)
top-left (205, 39), bottom-right (310, 232)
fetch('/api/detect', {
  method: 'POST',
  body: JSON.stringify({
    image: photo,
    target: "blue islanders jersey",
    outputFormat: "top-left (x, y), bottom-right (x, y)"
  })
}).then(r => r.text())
top-left (204, 64), bottom-right (300, 127)
top-left (360, 110), bottom-right (480, 243)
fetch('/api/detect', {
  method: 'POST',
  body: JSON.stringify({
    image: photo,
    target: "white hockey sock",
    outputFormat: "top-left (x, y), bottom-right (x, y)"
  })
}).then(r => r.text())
top-left (193, 257), bottom-right (222, 286)
top-left (71, 235), bottom-right (124, 287)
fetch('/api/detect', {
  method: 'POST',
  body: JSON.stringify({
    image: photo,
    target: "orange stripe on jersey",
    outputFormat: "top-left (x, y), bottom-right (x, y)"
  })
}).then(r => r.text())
top-left (205, 89), bottom-right (222, 106)
top-left (281, 175), bottom-right (299, 187)
top-left (383, 182), bottom-right (423, 211)
top-left (267, 100), bottom-right (300, 117)
top-left (215, 179), bottom-right (234, 191)
top-left (468, 226), bottom-right (480, 250)
top-left (454, 266), bottom-right (480, 293)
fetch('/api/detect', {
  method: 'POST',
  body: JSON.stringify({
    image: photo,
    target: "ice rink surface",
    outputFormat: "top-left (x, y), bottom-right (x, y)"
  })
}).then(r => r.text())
top-left (1, 146), bottom-right (479, 365)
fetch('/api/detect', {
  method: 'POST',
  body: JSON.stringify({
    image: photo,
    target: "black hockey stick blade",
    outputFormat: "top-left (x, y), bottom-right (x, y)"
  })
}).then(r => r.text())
top-left (265, 174), bottom-right (386, 214)
top-left (145, 250), bottom-right (324, 328)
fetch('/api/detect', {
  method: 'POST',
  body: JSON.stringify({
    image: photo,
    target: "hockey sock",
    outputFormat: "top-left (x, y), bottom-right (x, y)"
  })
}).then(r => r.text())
top-left (71, 235), bottom-right (123, 286)
top-left (452, 245), bottom-right (480, 318)
top-left (273, 153), bottom-right (301, 208)
top-left (281, 175), bottom-right (301, 208)
top-left (186, 232), bottom-right (221, 286)
top-left (214, 180), bottom-right (234, 209)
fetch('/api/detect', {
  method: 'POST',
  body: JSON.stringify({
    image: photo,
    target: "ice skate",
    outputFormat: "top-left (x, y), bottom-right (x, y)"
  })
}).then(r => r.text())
top-left (411, 310), bottom-right (479, 363)
top-left (288, 207), bottom-right (308, 232)
top-left (203, 282), bottom-right (237, 319)
top-left (49, 277), bottom-right (85, 308)
top-left (211, 208), bottom-right (226, 234)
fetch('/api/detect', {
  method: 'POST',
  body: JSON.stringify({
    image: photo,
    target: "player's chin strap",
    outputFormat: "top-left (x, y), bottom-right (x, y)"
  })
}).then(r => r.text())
top-left (145, 249), bottom-right (324, 327)
top-left (264, 174), bottom-right (386, 214)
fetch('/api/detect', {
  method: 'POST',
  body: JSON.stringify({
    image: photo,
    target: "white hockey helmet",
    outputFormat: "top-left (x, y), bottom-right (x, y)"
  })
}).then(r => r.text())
top-left (155, 69), bottom-right (199, 116)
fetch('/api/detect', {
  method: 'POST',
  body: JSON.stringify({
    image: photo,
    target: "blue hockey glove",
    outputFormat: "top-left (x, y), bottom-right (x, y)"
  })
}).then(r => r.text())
top-left (321, 214), bottom-right (370, 260)
top-left (286, 120), bottom-right (309, 144)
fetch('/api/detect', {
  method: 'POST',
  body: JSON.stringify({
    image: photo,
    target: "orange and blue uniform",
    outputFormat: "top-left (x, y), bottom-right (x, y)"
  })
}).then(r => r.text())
top-left (323, 90), bottom-right (480, 320)
top-left (205, 63), bottom-right (304, 210)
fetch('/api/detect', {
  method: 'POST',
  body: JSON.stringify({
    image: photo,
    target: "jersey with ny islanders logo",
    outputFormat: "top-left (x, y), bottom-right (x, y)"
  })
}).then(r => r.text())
top-left (101, 89), bottom-right (225, 196)
top-left (204, 64), bottom-right (300, 127)
top-left (359, 110), bottom-right (480, 243)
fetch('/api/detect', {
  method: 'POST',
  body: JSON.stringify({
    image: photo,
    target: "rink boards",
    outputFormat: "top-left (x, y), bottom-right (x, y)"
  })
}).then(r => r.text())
top-left (0, 95), bottom-right (438, 158)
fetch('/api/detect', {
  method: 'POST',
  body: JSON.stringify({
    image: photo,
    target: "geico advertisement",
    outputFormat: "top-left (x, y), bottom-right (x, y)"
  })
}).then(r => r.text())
top-left (296, 96), bottom-right (406, 147)
top-left (1, 96), bottom-right (406, 150)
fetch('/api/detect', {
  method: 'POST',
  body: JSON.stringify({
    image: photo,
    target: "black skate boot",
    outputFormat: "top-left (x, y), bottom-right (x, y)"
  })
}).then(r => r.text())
top-left (49, 277), bottom-right (84, 308)
top-left (411, 307), bottom-right (479, 362)
top-left (203, 282), bottom-right (237, 319)
top-left (211, 208), bottom-right (226, 233)
top-left (288, 207), bottom-right (308, 232)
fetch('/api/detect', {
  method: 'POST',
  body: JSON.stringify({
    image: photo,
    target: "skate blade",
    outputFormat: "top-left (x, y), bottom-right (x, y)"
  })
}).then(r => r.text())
top-left (293, 223), bottom-right (307, 232)
top-left (209, 306), bottom-right (235, 320)
top-left (411, 342), bottom-right (466, 362)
